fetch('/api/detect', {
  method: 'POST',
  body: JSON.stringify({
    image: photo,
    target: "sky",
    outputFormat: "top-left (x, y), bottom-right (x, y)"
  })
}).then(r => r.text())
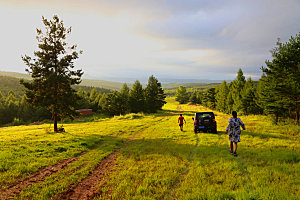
top-left (0, 0), bottom-right (300, 81)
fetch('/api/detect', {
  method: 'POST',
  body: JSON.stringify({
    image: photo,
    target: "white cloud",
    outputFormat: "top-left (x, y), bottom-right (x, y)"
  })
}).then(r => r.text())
top-left (0, 0), bottom-right (300, 80)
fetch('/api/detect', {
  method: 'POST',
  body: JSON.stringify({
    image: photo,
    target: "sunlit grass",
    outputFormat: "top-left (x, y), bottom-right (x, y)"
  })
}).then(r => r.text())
top-left (0, 98), bottom-right (299, 199)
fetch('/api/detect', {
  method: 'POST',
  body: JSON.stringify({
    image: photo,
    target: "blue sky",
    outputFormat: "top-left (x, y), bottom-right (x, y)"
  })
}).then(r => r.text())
top-left (0, 0), bottom-right (300, 80)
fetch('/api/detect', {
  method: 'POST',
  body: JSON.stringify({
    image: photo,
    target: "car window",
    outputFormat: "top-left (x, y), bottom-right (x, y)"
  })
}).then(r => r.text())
top-left (197, 113), bottom-right (213, 119)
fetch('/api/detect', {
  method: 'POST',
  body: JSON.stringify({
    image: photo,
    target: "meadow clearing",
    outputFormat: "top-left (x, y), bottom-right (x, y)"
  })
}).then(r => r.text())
top-left (0, 98), bottom-right (299, 200)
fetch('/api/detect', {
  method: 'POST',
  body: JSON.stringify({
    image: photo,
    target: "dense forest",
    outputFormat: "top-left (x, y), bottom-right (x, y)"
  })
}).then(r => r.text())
top-left (176, 33), bottom-right (300, 124)
top-left (0, 75), bottom-right (166, 126)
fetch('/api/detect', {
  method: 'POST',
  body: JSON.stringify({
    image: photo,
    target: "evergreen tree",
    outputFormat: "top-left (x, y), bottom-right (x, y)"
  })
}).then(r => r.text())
top-left (98, 93), bottom-right (106, 111)
top-left (144, 75), bottom-right (166, 113)
top-left (259, 73), bottom-right (289, 123)
top-left (189, 91), bottom-right (198, 104)
top-left (4, 97), bottom-right (18, 124)
top-left (92, 93), bottom-right (102, 111)
top-left (119, 83), bottom-right (130, 114)
top-left (89, 88), bottom-right (98, 103)
top-left (256, 74), bottom-right (267, 114)
top-left (262, 35), bottom-right (300, 124)
top-left (20, 15), bottom-right (83, 132)
top-left (89, 88), bottom-right (100, 111)
top-left (226, 91), bottom-right (234, 114)
top-left (241, 78), bottom-right (261, 115)
top-left (215, 80), bottom-right (229, 112)
top-left (0, 91), bottom-right (4, 106)
top-left (18, 94), bottom-right (32, 122)
top-left (102, 91), bottom-right (122, 116)
top-left (129, 80), bottom-right (144, 113)
top-left (76, 88), bottom-right (90, 109)
top-left (175, 86), bottom-right (189, 104)
top-left (202, 88), bottom-right (216, 109)
top-left (196, 91), bottom-right (203, 104)
top-left (242, 87), bottom-right (259, 115)
top-left (5, 91), bottom-right (17, 104)
top-left (232, 69), bottom-right (245, 111)
top-left (207, 88), bottom-right (217, 109)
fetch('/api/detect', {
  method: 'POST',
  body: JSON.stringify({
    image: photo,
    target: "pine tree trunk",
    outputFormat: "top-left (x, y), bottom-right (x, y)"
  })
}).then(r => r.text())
top-left (296, 110), bottom-right (299, 125)
top-left (54, 113), bottom-right (58, 132)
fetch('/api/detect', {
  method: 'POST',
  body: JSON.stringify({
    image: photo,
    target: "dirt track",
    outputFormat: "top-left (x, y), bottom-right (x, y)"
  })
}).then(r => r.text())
top-left (0, 152), bottom-right (86, 200)
top-left (56, 149), bottom-right (121, 200)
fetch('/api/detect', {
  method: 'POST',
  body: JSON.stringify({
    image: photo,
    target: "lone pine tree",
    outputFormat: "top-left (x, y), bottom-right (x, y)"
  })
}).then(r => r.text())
top-left (20, 15), bottom-right (83, 132)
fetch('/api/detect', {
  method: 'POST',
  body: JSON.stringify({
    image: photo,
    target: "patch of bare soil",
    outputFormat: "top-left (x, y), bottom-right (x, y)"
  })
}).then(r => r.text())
top-left (0, 152), bottom-right (86, 200)
top-left (57, 136), bottom-right (137, 200)
top-left (57, 149), bottom-right (121, 200)
top-left (27, 121), bottom-right (43, 126)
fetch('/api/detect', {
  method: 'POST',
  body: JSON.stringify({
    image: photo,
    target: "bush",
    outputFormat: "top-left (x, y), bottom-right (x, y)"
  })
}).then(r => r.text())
top-left (11, 118), bottom-right (25, 126)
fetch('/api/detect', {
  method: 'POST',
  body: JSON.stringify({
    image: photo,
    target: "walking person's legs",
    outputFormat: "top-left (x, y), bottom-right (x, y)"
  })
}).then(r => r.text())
top-left (233, 142), bottom-right (238, 156)
top-left (179, 124), bottom-right (183, 131)
top-left (230, 142), bottom-right (233, 154)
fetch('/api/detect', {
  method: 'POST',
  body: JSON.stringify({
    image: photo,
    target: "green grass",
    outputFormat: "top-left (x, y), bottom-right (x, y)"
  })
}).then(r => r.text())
top-left (0, 98), bottom-right (299, 199)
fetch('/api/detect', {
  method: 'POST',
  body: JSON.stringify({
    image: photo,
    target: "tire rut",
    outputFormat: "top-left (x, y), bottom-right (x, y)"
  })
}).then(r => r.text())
top-left (57, 149), bottom-right (121, 200)
top-left (0, 151), bottom-right (87, 200)
top-left (56, 134), bottom-right (138, 200)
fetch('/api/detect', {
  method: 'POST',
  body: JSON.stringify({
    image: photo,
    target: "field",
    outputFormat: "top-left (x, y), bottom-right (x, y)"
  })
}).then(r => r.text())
top-left (0, 98), bottom-right (299, 199)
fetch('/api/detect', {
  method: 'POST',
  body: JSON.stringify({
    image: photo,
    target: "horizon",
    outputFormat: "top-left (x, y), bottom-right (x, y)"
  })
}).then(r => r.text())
top-left (1, 0), bottom-right (300, 80)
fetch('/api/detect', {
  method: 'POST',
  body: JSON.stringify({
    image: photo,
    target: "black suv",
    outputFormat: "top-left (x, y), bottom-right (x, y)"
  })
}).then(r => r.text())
top-left (192, 112), bottom-right (217, 133)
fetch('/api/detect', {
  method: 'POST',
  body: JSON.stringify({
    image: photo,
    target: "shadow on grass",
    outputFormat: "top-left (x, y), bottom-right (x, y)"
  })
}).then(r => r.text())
top-left (119, 134), bottom-right (299, 166)
top-left (242, 131), bottom-right (294, 140)
top-left (3, 131), bottom-right (298, 191)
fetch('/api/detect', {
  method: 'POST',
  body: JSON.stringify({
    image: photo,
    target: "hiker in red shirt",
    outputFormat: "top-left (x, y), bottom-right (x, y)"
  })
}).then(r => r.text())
top-left (178, 114), bottom-right (186, 131)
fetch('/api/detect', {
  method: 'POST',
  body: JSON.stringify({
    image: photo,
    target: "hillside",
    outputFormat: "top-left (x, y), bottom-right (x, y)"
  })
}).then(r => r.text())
top-left (0, 71), bottom-right (221, 91)
top-left (0, 75), bottom-right (112, 98)
top-left (162, 82), bottom-right (221, 89)
top-left (0, 99), bottom-right (299, 199)
top-left (0, 71), bottom-right (126, 91)
top-left (0, 76), bottom-right (26, 97)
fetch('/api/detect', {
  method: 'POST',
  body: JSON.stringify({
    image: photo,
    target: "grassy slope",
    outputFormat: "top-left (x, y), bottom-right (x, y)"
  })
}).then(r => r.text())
top-left (0, 99), bottom-right (299, 199)
top-left (0, 71), bottom-right (124, 90)
top-left (0, 76), bottom-right (113, 98)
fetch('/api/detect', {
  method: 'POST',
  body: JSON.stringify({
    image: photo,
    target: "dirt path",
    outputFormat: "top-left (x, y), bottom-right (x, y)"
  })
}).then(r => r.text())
top-left (56, 135), bottom-right (137, 200)
top-left (0, 152), bottom-right (87, 200)
top-left (56, 149), bottom-right (121, 200)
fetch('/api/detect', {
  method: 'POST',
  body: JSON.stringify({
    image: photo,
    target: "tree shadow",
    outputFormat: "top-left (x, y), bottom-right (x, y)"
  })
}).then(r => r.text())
top-left (241, 131), bottom-right (295, 141)
top-left (120, 135), bottom-right (299, 165)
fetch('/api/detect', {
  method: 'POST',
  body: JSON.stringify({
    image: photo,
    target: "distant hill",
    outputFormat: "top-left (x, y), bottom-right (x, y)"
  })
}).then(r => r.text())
top-left (80, 79), bottom-right (126, 90)
top-left (162, 82), bottom-right (221, 89)
top-left (0, 71), bottom-right (32, 80)
top-left (0, 70), bottom-right (221, 92)
top-left (0, 76), bottom-right (26, 98)
top-left (0, 75), bottom-right (113, 98)
top-left (94, 76), bottom-right (225, 84)
top-left (0, 71), bottom-right (125, 90)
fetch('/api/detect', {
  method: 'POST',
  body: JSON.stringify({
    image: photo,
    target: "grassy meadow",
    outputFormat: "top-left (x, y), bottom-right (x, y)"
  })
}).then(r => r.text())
top-left (0, 98), bottom-right (299, 199)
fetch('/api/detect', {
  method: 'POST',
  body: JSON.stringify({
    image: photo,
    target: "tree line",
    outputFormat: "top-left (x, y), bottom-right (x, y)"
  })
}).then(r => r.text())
top-left (100, 76), bottom-right (166, 116)
top-left (76, 75), bottom-right (166, 116)
top-left (0, 74), bottom-right (166, 126)
top-left (176, 32), bottom-right (300, 124)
